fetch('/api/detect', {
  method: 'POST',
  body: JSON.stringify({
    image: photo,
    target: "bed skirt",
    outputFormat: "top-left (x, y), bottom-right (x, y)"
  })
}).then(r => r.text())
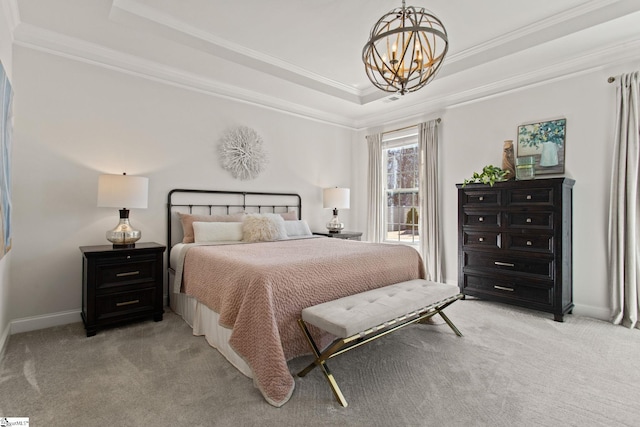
top-left (170, 290), bottom-right (253, 378)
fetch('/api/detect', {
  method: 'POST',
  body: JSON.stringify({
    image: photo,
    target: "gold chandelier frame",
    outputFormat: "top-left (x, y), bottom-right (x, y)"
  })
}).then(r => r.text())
top-left (362, 1), bottom-right (448, 95)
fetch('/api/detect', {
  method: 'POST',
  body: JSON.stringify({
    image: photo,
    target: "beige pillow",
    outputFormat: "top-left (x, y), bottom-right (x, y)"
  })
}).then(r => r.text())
top-left (242, 214), bottom-right (288, 242)
top-left (193, 222), bottom-right (243, 243)
top-left (178, 212), bottom-right (245, 243)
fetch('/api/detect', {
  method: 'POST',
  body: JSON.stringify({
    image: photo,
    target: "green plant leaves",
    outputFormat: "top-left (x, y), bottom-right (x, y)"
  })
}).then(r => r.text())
top-left (462, 165), bottom-right (510, 187)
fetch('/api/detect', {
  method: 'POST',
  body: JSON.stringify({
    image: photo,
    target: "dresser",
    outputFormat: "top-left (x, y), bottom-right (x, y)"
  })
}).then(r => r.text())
top-left (80, 242), bottom-right (166, 336)
top-left (457, 178), bottom-right (574, 321)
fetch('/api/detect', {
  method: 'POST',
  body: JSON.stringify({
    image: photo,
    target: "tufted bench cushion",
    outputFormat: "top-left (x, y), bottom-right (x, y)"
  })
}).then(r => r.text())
top-left (301, 279), bottom-right (460, 338)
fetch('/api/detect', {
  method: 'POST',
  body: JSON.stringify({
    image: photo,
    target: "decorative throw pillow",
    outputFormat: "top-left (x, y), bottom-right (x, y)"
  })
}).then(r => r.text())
top-left (284, 220), bottom-right (312, 237)
top-left (178, 212), bottom-right (245, 243)
top-left (193, 222), bottom-right (243, 243)
top-left (242, 213), bottom-right (288, 242)
top-left (279, 211), bottom-right (298, 221)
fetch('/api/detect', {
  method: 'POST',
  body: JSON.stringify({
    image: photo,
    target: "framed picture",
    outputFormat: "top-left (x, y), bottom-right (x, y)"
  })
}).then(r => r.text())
top-left (517, 118), bottom-right (566, 175)
top-left (0, 61), bottom-right (12, 259)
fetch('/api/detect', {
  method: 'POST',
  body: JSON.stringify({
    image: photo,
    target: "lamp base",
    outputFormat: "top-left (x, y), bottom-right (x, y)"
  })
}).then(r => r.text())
top-left (326, 208), bottom-right (344, 233)
top-left (106, 209), bottom-right (141, 248)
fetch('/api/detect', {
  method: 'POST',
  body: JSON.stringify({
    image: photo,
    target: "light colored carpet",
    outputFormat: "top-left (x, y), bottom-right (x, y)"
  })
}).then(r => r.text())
top-left (1, 299), bottom-right (639, 426)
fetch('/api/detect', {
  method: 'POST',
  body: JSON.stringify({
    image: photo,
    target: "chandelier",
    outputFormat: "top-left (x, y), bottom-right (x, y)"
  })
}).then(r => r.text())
top-left (362, 0), bottom-right (448, 95)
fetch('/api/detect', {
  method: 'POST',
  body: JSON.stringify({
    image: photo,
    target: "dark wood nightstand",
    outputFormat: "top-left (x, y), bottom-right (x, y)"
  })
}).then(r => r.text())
top-left (313, 231), bottom-right (362, 241)
top-left (80, 242), bottom-right (166, 337)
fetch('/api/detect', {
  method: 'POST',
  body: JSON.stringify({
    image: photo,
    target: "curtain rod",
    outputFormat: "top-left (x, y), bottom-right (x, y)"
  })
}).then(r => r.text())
top-left (382, 118), bottom-right (441, 135)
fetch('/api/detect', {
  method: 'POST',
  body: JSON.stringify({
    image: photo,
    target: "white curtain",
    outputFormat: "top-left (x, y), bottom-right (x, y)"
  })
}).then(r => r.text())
top-left (608, 71), bottom-right (640, 329)
top-left (366, 133), bottom-right (384, 242)
top-left (418, 120), bottom-right (443, 282)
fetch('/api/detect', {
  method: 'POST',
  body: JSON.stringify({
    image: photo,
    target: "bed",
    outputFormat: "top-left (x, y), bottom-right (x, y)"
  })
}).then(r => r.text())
top-left (167, 189), bottom-right (426, 407)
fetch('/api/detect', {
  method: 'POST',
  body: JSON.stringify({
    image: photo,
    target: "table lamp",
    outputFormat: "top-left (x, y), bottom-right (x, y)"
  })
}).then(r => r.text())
top-left (97, 173), bottom-right (148, 247)
top-left (323, 187), bottom-right (350, 233)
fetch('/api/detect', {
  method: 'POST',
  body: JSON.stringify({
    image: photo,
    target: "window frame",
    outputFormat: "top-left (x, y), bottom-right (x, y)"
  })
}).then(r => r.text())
top-left (382, 127), bottom-right (420, 245)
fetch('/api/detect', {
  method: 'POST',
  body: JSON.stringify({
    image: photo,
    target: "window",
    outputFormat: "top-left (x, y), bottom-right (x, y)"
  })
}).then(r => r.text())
top-left (383, 128), bottom-right (419, 244)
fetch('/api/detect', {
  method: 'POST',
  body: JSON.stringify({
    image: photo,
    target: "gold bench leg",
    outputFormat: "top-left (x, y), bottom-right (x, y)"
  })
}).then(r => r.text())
top-left (438, 310), bottom-right (463, 337)
top-left (297, 319), bottom-right (349, 407)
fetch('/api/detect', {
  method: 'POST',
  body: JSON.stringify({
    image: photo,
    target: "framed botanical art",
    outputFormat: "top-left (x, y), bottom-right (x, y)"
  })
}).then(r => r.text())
top-left (517, 118), bottom-right (566, 175)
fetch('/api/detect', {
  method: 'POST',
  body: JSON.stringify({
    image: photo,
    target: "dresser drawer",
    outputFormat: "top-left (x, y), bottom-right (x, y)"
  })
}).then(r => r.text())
top-left (460, 190), bottom-right (501, 206)
top-left (463, 251), bottom-right (553, 279)
top-left (462, 211), bottom-right (500, 227)
top-left (462, 231), bottom-right (501, 249)
top-left (95, 288), bottom-right (156, 320)
top-left (463, 274), bottom-right (553, 306)
top-left (507, 188), bottom-right (553, 205)
top-left (96, 257), bottom-right (158, 290)
top-left (506, 212), bottom-right (553, 229)
top-left (504, 233), bottom-right (553, 253)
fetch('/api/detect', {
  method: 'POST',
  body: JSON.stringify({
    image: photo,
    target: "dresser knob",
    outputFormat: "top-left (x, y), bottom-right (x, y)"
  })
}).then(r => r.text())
top-left (526, 218), bottom-right (532, 223)
top-left (526, 195), bottom-right (532, 200)
top-left (478, 217), bottom-right (484, 222)
top-left (478, 237), bottom-right (484, 242)
top-left (479, 196), bottom-right (484, 201)
top-left (526, 240), bottom-right (533, 246)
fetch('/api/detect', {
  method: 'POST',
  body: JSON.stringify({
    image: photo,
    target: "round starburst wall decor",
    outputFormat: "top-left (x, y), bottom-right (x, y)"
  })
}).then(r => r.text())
top-left (219, 126), bottom-right (268, 180)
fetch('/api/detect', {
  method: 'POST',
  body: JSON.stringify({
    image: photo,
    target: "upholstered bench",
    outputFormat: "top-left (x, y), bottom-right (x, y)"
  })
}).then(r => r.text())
top-left (297, 279), bottom-right (463, 407)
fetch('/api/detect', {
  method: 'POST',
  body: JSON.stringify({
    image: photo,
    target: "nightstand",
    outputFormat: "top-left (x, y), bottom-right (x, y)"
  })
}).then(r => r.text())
top-left (80, 242), bottom-right (166, 337)
top-left (313, 231), bottom-right (363, 241)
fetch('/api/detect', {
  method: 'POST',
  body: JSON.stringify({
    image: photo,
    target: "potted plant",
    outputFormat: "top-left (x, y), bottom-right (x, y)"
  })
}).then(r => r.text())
top-left (462, 165), bottom-right (510, 187)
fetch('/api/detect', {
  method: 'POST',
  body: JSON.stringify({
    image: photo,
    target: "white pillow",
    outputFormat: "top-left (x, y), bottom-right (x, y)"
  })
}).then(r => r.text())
top-left (284, 220), bottom-right (312, 237)
top-left (242, 213), bottom-right (288, 242)
top-left (193, 221), bottom-right (243, 243)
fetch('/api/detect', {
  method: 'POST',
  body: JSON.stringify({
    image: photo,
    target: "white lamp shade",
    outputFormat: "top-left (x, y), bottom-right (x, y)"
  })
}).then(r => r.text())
top-left (323, 187), bottom-right (350, 209)
top-left (97, 174), bottom-right (149, 209)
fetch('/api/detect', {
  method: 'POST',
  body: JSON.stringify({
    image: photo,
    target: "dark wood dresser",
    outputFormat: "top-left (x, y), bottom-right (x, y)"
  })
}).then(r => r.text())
top-left (457, 178), bottom-right (574, 321)
top-left (80, 242), bottom-right (165, 336)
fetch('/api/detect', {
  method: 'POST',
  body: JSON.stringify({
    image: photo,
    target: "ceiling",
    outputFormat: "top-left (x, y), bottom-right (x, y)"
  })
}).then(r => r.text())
top-left (9, 0), bottom-right (640, 129)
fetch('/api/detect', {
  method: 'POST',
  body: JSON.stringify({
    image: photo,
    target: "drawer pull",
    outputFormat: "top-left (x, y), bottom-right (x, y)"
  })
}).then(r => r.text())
top-left (526, 240), bottom-right (533, 246)
top-left (116, 299), bottom-right (140, 307)
top-left (478, 217), bottom-right (484, 222)
top-left (478, 196), bottom-right (484, 201)
top-left (526, 218), bottom-right (532, 223)
top-left (494, 285), bottom-right (515, 292)
top-left (494, 261), bottom-right (515, 267)
top-left (116, 271), bottom-right (140, 277)
top-left (478, 237), bottom-right (484, 242)
top-left (526, 195), bottom-right (532, 200)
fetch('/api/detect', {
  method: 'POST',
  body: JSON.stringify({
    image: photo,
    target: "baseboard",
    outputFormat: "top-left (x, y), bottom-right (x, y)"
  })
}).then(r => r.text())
top-left (10, 309), bottom-right (82, 334)
top-left (572, 303), bottom-right (611, 322)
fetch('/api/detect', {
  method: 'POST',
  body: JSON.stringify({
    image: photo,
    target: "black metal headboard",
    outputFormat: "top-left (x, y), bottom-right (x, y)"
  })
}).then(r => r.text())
top-left (166, 189), bottom-right (302, 269)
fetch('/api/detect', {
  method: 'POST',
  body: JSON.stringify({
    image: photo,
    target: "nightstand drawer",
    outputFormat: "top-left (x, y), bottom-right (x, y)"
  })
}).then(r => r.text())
top-left (96, 288), bottom-right (156, 320)
top-left (96, 258), bottom-right (157, 289)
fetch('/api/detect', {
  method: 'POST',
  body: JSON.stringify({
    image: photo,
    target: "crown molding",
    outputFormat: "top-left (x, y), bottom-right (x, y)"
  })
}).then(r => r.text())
top-left (110, 0), bottom-right (364, 104)
top-left (354, 36), bottom-right (640, 130)
top-left (0, 0), bottom-right (20, 38)
top-left (13, 23), bottom-right (359, 130)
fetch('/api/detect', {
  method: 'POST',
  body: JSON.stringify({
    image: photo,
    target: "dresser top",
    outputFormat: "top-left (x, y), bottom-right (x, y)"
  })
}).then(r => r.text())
top-left (456, 177), bottom-right (575, 189)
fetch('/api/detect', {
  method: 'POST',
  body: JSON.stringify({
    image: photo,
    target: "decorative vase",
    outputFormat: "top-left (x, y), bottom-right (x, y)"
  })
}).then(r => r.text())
top-left (540, 142), bottom-right (559, 167)
top-left (502, 140), bottom-right (516, 180)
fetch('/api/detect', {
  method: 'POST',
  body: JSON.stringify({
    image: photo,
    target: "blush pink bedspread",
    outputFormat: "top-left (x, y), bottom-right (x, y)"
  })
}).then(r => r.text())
top-left (181, 238), bottom-right (425, 406)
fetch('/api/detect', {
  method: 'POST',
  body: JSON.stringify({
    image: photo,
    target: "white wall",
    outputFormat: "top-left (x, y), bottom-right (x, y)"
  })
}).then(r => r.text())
top-left (9, 47), bottom-right (354, 328)
top-left (355, 61), bottom-right (640, 321)
top-left (0, 0), bottom-right (14, 353)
